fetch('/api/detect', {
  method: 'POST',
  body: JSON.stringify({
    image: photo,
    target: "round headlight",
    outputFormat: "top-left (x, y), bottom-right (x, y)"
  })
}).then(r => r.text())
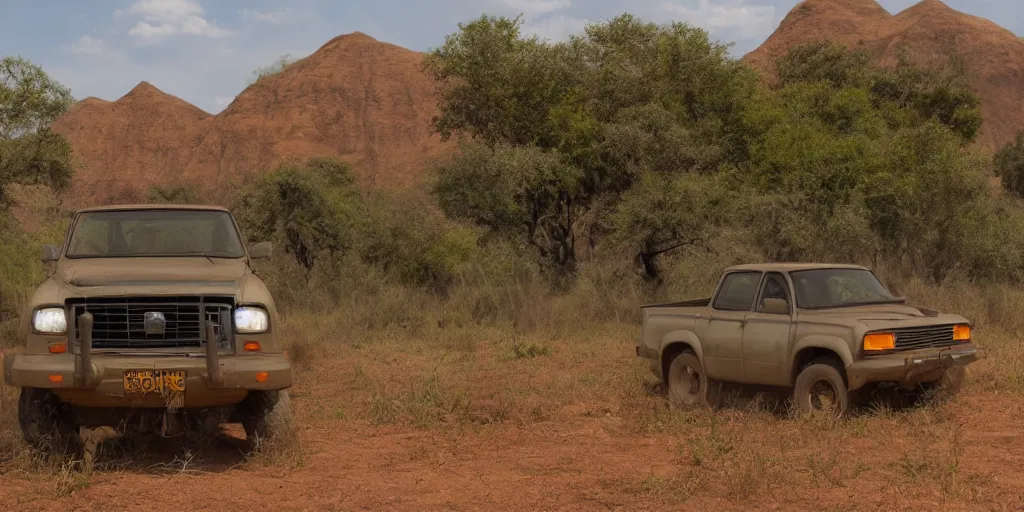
top-left (234, 306), bottom-right (269, 333)
top-left (33, 307), bottom-right (67, 334)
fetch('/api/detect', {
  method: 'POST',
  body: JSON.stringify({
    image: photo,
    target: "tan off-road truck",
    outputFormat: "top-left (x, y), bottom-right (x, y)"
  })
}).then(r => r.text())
top-left (636, 263), bottom-right (982, 416)
top-left (3, 205), bottom-right (294, 451)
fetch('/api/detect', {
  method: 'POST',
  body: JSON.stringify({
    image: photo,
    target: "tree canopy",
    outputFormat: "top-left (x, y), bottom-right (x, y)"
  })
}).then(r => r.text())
top-left (0, 56), bottom-right (75, 210)
top-left (427, 16), bottom-right (999, 283)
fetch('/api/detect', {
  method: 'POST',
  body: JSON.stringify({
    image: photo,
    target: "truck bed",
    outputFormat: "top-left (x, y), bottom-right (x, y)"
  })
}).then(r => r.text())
top-left (640, 297), bottom-right (711, 309)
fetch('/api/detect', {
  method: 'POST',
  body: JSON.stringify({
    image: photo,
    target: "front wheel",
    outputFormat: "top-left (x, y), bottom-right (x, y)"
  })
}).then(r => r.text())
top-left (793, 360), bottom-right (850, 418)
top-left (236, 390), bottom-right (296, 448)
top-left (18, 387), bottom-right (79, 453)
top-left (666, 352), bottom-right (720, 410)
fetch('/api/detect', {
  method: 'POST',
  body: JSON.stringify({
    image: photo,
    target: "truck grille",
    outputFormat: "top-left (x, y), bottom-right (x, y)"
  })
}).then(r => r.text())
top-left (67, 296), bottom-right (234, 350)
top-left (892, 324), bottom-right (959, 351)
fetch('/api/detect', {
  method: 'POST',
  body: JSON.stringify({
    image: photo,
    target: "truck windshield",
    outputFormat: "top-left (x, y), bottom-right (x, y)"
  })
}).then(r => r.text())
top-left (790, 268), bottom-right (897, 309)
top-left (66, 210), bottom-right (246, 258)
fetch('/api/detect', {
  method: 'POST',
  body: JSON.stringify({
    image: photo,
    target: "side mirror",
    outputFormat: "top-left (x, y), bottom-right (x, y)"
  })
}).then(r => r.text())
top-left (42, 244), bottom-right (59, 263)
top-left (761, 298), bottom-right (790, 315)
top-left (249, 241), bottom-right (273, 260)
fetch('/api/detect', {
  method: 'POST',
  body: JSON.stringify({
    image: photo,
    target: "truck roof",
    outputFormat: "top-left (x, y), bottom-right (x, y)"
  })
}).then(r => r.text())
top-left (75, 204), bottom-right (230, 214)
top-left (724, 262), bottom-right (870, 273)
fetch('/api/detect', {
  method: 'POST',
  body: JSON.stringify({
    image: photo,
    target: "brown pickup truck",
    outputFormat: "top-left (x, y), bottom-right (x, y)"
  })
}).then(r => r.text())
top-left (3, 204), bottom-right (294, 451)
top-left (636, 263), bottom-right (982, 416)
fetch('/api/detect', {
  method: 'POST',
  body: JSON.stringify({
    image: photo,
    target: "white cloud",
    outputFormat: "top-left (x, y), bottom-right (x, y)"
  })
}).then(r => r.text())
top-left (496, 0), bottom-right (572, 18)
top-left (661, 0), bottom-right (776, 38)
top-left (124, 0), bottom-right (232, 41)
top-left (241, 8), bottom-right (305, 25)
top-left (70, 35), bottom-right (105, 55)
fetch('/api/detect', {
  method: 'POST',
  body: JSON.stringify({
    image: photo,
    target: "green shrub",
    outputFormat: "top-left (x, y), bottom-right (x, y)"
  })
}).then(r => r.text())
top-left (995, 132), bottom-right (1024, 199)
top-left (233, 157), bottom-right (360, 271)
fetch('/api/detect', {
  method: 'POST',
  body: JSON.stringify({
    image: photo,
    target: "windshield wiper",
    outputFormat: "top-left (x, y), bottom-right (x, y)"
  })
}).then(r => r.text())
top-left (175, 251), bottom-right (224, 264)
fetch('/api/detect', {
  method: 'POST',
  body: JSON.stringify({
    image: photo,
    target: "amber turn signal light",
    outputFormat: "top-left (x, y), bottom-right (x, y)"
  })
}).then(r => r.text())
top-left (256, 372), bottom-right (269, 383)
top-left (953, 324), bottom-right (971, 342)
top-left (48, 343), bottom-right (67, 354)
top-left (863, 332), bottom-right (895, 351)
top-left (243, 341), bottom-right (261, 352)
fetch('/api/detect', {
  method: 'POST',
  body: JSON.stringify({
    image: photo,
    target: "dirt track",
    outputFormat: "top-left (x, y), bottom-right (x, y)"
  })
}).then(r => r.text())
top-left (3, 325), bottom-right (1024, 511)
top-left (3, 386), bottom-right (1024, 511)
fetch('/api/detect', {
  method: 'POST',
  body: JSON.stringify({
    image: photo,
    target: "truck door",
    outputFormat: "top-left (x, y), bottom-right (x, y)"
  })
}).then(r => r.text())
top-left (703, 271), bottom-right (762, 381)
top-left (741, 272), bottom-right (794, 386)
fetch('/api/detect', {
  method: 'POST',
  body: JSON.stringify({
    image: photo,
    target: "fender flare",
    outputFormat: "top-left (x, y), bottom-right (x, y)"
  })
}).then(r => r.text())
top-left (790, 335), bottom-right (855, 381)
top-left (659, 330), bottom-right (705, 375)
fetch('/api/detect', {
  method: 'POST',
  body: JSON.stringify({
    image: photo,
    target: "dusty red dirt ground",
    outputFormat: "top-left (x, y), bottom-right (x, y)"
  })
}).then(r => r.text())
top-left (744, 0), bottom-right (1024, 153)
top-left (2, 384), bottom-right (1023, 510)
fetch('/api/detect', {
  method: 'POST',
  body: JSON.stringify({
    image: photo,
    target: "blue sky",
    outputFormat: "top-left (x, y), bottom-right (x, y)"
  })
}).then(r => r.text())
top-left (0, 0), bottom-right (1020, 114)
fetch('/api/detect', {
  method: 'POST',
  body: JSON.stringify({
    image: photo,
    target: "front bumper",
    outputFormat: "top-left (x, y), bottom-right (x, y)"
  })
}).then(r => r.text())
top-left (4, 313), bottom-right (292, 408)
top-left (846, 343), bottom-right (982, 391)
top-left (3, 352), bottom-right (292, 408)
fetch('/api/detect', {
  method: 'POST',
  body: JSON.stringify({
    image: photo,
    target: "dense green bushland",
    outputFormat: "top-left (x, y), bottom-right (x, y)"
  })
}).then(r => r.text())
top-left (4, 15), bottom-right (1024, 343)
top-left (424, 15), bottom-right (1011, 286)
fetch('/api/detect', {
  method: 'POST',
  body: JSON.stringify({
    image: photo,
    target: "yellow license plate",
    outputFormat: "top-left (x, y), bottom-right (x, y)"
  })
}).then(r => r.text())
top-left (123, 369), bottom-right (186, 394)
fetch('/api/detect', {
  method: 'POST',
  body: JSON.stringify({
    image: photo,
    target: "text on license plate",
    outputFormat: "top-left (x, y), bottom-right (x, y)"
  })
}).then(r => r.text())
top-left (123, 369), bottom-right (186, 394)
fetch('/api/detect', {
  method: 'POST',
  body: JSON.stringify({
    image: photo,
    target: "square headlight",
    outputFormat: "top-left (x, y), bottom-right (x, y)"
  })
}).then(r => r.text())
top-left (33, 307), bottom-right (67, 334)
top-left (234, 306), bottom-right (269, 334)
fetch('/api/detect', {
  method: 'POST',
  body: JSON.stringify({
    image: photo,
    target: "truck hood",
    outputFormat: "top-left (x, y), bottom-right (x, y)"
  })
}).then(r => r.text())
top-left (58, 257), bottom-right (247, 287)
top-left (800, 303), bottom-right (969, 329)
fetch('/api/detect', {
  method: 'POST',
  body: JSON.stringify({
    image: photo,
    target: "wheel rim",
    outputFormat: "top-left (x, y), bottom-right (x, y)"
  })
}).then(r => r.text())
top-left (809, 380), bottom-right (837, 412)
top-left (671, 363), bottom-right (703, 401)
top-left (683, 366), bottom-right (702, 397)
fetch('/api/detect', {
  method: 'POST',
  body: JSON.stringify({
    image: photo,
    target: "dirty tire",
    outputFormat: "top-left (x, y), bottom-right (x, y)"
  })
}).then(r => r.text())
top-left (238, 390), bottom-right (295, 447)
top-left (667, 352), bottom-right (719, 410)
top-left (919, 366), bottom-right (965, 401)
top-left (18, 387), bottom-right (79, 453)
top-left (793, 360), bottom-right (849, 418)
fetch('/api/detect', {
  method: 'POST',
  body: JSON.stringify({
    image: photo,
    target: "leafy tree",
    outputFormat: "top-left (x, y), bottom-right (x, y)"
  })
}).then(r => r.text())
top-left (424, 15), bottom-right (578, 148)
top-left (776, 42), bottom-right (982, 143)
top-left (233, 157), bottom-right (359, 271)
top-left (861, 121), bottom-right (990, 281)
top-left (432, 142), bottom-right (582, 272)
top-left (428, 15), bottom-right (755, 276)
top-left (995, 132), bottom-right (1024, 198)
top-left (612, 172), bottom-right (728, 282)
top-left (776, 41), bottom-right (872, 89)
top-left (870, 50), bottom-right (982, 143)
top-left (358, 190), bottom-right (478, 294)
top-left (0, 56), bottom-right (75, 210)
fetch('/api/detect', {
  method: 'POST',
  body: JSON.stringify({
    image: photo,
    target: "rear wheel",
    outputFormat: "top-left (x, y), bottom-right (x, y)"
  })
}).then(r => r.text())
top-left (666, 352), bottom-right (720, 410)
top-left (793, 360), bottom-right (849, 418)
top-left (236, 390), bottom-right (296, 448)
top-left (18, 387), bottom-right (79, 453)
